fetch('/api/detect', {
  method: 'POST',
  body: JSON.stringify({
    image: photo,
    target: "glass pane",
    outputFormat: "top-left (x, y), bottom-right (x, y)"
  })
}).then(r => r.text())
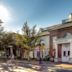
top-left (63, 51), bottom-right (66, 56)
top-left (68, 51), bottom-right (70, 56)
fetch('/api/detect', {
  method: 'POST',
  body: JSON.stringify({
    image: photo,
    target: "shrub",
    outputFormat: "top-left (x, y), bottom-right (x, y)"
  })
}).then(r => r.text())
top-left (43, 55), bottom-right (50, 61)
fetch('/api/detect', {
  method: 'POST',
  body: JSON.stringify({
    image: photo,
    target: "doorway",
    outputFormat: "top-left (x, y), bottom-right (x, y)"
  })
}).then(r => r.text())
top-left (58, 44), bottom-right (62, 62)
top-left (62, 43), bottom-right (70, 62)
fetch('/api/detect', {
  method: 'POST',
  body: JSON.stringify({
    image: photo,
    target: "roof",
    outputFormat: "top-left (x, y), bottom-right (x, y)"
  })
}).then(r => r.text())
top-left (39, 15), bottom-right (72, 35)
top-left (47, 21), bottom-right (72, 31)
top-left (42, 20), bottom-right (72, 31)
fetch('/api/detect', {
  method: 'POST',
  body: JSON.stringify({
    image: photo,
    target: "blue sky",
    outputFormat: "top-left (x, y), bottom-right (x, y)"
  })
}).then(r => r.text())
top-left (0, 0), bottom-right (72, 33)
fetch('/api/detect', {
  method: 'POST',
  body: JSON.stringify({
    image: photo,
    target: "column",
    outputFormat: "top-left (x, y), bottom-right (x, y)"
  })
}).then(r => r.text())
top-left (54, 42), bottom-right (58, 62)
top-left (69, 41), bottom-right (72, 63)
top-left (10, 47), bottom-right (14, 59)
top-left (52, 36), bottom-right (58, 62)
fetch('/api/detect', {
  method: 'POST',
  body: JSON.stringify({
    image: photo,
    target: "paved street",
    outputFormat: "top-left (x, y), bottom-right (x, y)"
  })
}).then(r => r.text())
top-left (0, 60), bottom-right (72, 72)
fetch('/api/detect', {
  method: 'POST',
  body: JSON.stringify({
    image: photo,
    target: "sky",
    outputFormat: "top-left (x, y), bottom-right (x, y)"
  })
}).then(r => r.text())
top-left (0, 0), bottom-right (72, 33)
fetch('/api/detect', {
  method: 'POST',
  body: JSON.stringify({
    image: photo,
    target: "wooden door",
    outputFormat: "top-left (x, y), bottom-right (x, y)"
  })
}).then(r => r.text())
top-left (58, 44), bottom-right (62, 58)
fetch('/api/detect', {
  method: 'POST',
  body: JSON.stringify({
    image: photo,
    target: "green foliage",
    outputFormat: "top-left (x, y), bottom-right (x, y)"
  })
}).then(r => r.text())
top-left (0, 32), bottom-right (15, 48)
top-left (22, 21), bottom-right (30, 37)
top-left (43, 55), bottom-right (50, 61)
top-left (0, 20), bottom-right (40, 59)
top-left (0, 22), bottom-right (5, 49)
top-left (22, 21), bottom-right (38, 50)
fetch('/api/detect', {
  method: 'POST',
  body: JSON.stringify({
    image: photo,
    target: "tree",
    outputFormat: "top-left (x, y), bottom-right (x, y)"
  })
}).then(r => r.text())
top-left (22, 21), bottom-right (39, 59)
top-left (1, 32), bottom-right (26, 58)
top-left (0, 19), bottom-right (4, 50)
top-left (22, 21), bottom-right (30, 37)
top-left (22, 21), bottom-right (37, 47)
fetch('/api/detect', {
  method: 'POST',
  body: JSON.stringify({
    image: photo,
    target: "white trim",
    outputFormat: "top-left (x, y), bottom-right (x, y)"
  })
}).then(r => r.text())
top-left (53, 34), bottom-right (72, 63)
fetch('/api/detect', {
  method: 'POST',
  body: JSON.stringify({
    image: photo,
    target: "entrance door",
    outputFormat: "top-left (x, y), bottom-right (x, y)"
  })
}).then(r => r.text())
top-left (58, 44), bottom-right (62, 62)
top-left (62, 43), bottom-right (70, 62)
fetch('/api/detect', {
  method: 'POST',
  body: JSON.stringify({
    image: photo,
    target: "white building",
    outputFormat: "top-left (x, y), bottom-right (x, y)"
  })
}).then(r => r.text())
top-left (30, 14), bottom-right (72, 63)
top-left (30, 29), bottom-right (50, 59)
top-left (47, 14), bottom-right (72, 63)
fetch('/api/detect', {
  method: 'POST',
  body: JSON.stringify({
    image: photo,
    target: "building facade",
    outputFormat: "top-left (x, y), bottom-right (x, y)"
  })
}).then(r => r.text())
top-left (31, 30), bottom-right (50, 59)
top-left (30, 14), bottom-right (72, 63)
top-left (49, 24), bottom-right (72, 63)
top-left (48, 14), bottom-right (72, 63)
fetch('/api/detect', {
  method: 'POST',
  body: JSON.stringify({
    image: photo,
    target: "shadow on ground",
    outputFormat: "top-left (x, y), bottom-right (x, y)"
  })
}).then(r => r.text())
top-left (0, 60), bottom-right (52, 72)
top-left (0, 60), bottom-right (72, 72)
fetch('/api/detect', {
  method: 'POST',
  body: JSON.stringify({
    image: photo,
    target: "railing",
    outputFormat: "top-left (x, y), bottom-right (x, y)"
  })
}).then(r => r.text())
top-left (62, 18), bottom-right (72, 23)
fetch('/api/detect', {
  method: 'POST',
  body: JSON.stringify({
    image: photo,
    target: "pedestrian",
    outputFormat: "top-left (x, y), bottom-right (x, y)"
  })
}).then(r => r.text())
top-left (39, 57), bottom-right (42, 64)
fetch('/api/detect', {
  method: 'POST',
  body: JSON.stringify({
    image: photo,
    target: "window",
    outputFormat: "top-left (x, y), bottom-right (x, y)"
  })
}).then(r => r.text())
top-left (63, 51), bottom-right (66, 56)
top-left (68, 51), bottom-right (70, 56)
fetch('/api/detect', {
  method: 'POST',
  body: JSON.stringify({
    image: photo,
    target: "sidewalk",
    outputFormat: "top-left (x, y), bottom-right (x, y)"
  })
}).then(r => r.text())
top-left (0, 60), bottom-right (72, 72)
top-left (55, 63), bottom-right (72, 69)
